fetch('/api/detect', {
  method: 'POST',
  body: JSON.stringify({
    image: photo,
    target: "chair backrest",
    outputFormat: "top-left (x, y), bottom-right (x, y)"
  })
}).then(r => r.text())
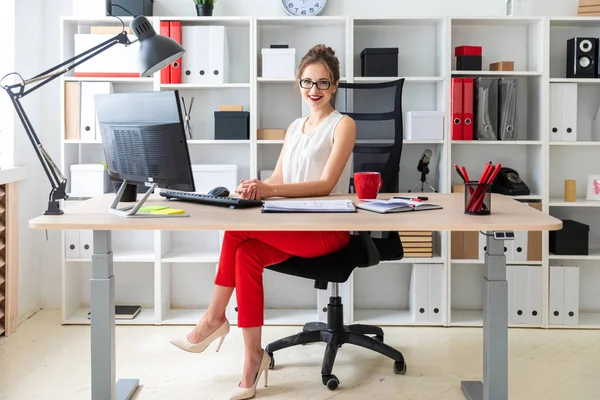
top-left (333, 79), bottom-right (405, 193)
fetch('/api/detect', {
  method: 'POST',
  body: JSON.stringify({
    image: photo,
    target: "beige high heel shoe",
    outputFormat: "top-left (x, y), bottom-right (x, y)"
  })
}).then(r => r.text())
top-left (170, 320), bottom-right (230, 353)
top-left (229, 350), bottom-right (271, 400)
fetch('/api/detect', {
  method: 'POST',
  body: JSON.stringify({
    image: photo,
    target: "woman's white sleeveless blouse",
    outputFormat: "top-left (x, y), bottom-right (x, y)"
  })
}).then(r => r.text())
top-left (281, 110), bottom-right (352, 194)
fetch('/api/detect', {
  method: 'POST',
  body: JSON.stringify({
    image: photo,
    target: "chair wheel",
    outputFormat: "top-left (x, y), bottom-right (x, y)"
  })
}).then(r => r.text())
top-left (268, 354), bottom-right (275, 370)
top-left (374, 334), bottom-right (384, 343)
top-left (322, 374), bottom-right (339, 390)
top-left (393, 361), bottom-right (407, 375)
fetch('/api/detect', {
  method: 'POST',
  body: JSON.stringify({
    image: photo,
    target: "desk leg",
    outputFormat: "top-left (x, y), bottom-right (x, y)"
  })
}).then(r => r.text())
top-left (461, 231), bottom-right (508, 400)
top-left (91, 230), bottom-right (139, 400)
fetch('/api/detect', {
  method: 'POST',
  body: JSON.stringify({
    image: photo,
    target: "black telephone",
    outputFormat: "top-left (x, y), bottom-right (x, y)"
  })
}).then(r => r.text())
top-left (491, 167), bottom-right (530, 196)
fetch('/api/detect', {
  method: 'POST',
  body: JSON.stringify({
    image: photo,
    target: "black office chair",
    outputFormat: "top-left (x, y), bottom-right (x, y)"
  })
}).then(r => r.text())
top-left (265, 79), bottom-right (407, 391)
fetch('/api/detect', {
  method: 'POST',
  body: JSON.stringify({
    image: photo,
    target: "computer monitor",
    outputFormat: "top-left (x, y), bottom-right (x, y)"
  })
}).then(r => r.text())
top-left (94, 90), bottom-right (195, 217)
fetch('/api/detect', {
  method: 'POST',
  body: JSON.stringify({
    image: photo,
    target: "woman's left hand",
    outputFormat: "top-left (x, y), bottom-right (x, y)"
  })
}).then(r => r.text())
top-left (236, 179), bottom-right (275, 200)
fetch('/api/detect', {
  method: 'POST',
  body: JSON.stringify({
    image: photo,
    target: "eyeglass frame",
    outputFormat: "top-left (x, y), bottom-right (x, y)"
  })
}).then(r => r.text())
top-left (298, 79), bottom-right (333, 91)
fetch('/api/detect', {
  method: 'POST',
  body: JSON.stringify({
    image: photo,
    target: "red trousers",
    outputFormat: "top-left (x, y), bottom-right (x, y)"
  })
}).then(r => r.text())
top-left (214, 230), bottom-right (350, 328)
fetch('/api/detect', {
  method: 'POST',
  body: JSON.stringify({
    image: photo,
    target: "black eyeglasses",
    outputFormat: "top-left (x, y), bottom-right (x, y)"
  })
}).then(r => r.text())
top-left (299, 79), bottom-right (331, 90)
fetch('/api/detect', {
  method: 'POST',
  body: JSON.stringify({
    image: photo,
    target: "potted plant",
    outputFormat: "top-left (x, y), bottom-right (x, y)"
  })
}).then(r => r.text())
top-left (194, 0), bottom-right (217, 16)
top-left (101, 160), bottom-right (138, 202)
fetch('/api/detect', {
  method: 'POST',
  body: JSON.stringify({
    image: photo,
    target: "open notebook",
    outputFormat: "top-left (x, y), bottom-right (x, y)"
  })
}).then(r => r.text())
top-left (356, 198), bottom-right (443, 214)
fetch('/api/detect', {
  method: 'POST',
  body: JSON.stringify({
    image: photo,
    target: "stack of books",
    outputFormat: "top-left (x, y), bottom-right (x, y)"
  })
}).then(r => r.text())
top-left (579, 0), bottom-right (600, 15)
top-left (398, 231), bottom-right (433, 258)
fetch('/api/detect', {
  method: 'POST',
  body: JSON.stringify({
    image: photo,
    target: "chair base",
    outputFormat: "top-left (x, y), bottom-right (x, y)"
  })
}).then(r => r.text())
top-left (264, 296), bottom-right (407, 390)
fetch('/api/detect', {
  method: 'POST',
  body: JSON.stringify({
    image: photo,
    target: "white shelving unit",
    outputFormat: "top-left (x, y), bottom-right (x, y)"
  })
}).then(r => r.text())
top-left (57, 15), bottom-right (600, 330)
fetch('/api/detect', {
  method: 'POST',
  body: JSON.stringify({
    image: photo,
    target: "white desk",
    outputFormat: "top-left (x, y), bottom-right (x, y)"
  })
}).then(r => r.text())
top-left (29, 193), bottom-right (561, 400)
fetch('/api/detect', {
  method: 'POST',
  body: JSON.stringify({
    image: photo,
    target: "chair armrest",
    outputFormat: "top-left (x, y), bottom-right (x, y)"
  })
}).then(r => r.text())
top-left (358, 231), bottom-right (381, 267)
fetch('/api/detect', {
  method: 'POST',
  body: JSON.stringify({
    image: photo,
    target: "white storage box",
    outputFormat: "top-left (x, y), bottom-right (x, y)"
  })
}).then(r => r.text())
top-left (74, 34), bottom-right (140, 77)
top-left (191, 164), bottom-right (238, 195)
top-left (70, 164), bottom-right (110, 197)
top-left (261, 48), bottom-right (296, 78)
top-left (405, 111), bottom-right (444, 140)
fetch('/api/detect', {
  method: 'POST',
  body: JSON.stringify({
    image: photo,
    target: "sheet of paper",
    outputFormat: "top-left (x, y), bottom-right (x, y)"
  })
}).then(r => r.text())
top-left (263, 199), bottom-right (356, 212)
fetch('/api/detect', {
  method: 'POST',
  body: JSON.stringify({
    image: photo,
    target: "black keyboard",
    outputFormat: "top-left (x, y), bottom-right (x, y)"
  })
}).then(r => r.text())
top-left (159, 191), bottom-right (263, 209)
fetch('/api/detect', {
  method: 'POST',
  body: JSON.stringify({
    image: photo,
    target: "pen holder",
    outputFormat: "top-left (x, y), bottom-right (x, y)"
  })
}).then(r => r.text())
top-left (464, 181), bottom-right (491, 215)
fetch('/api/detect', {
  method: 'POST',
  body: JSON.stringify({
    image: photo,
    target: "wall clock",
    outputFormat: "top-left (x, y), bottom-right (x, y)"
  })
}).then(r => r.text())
top-left (281, 0), bottom-right (327, 16)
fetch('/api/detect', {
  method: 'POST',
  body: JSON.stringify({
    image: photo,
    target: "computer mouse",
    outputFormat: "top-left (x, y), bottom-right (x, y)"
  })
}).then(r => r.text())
top-left (208, 186), bottom-right (230, 197)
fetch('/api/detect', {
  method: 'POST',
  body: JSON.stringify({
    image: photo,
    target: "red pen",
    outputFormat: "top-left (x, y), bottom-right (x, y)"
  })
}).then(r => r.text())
top-left (392, 196), bottom-right (424, 202)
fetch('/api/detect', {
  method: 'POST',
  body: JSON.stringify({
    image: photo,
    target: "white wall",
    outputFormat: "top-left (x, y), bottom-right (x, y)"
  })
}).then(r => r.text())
top-left (0, 0), bottom-right (16, 168)
top-left (152, 0), bottom-right (577, 18)
top-left (11, 0), bottom-right (46, 323)
top-left (11, 0), bottom-right (577, 313)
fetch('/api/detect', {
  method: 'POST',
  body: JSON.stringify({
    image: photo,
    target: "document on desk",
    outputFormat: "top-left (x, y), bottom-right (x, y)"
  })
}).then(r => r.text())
top-left (262, 199), bottom-right (357, 213)
top-left (356, 198), bottom-right (443, 214)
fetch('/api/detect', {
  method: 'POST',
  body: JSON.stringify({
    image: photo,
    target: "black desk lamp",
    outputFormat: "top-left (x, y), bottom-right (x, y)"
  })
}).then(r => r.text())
top-left (0, 9), bottom-right (185, 215)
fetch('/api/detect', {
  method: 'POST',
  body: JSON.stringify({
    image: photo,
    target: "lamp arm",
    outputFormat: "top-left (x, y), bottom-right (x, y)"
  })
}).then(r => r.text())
top-left (5, 31), bottom-right (132, 98)
top-left (0, 31), bottom-right (132, 215)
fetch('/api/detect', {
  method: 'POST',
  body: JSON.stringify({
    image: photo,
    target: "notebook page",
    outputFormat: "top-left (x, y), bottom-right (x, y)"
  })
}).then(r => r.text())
top-left (263, 199), bottom-right (356, 211)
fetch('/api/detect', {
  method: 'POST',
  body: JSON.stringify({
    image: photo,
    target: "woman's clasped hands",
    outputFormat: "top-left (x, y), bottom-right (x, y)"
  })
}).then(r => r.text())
top-left (236, 179), bottom-right (275, 200)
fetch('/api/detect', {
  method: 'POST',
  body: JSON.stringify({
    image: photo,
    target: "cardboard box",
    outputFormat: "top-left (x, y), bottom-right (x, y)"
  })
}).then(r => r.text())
top-left (258, 129), bottom-right (286, 140)
top-left (490, 61), bottom-right (515, 71)
top-left (578, 0), bottom-right (600, 14)
top-left (527, 203), bottom-right (543, 261)
top-left (579, 0), bottom-right (600, 6)
top-left (219, 105), bottom-right (243, 112)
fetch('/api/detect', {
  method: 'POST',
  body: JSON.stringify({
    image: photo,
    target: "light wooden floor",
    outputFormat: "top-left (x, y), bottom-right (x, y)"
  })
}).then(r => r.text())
top-left (1, 310), bottom-right (599, 400)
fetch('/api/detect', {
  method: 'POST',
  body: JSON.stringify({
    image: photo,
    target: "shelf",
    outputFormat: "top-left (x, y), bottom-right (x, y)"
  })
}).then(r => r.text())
top-left (64, 307), bottom-right (156, 325)
top-left (161, 308), bottom-right (206, 325)
top-left (451, 70), bottom-right (542, 77)
top-left (549, 16), bottom-right (600, 28)
top-left (549, 249), bottom-right (600, 261)
top-left (159, 16), bottom-right (251, 25)
top-left (451, 17), bottom-right (544, 26)
top-left (353, 309), bottom-right (442, 326)
top-left (260, 140), bottom-right (448, 146)
top-left (53, 15), bottom-right (600, 331)
top-left (256, 16), bottom-right (348, 27)
top-left (187, 140), bottom-right (250, 145)
top-left (549, 312), bottom-right (600, 329)
top-left (353, 76), bottom-right (444, 83)
top-left (64, 140), bottom-right (102, 144)
top-left (66, 250), bottom-right (154, 263)
top-left (382, 256), bottom-right (444, 264)
top-left (549, 198), bottom-right (600, 207)
top-left (451, 259), bottom-right (542, 265)
top-left (257, 77), bottom-right (347, 83)
top-left (161, 83), bottom-right (250, 89)
top-left (264, 309), bottom-right (316, 325)
top-left (550, 78), bottom-right (600, 84)
top-left (61, 16), bottom-right (136, 25)
top-left (354, 17), bottom-right (445, 26)
top-left (450, 310), bottom-right (482, 326)
top-left (451, 140), bottom-right (542, 145)
top-left (161, 251), bottom-right (219, 263)
top-left (63, 77), bottom-right (153, 83)
top-left (550, 141), bottom-right (600, 146)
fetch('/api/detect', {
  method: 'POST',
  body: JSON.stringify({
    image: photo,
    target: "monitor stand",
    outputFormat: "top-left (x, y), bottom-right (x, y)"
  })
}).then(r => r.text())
top-left (109, 180), bottom-right (190, 218)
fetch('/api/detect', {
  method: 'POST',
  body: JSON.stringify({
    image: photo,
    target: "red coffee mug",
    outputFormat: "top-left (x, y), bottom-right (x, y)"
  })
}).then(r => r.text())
top-left (354, 172), bottom-right (383, 200)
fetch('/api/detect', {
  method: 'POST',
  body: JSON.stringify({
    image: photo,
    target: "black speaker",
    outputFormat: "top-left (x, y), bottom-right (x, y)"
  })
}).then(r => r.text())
top-left (566, 37), bottom-right (598, 78)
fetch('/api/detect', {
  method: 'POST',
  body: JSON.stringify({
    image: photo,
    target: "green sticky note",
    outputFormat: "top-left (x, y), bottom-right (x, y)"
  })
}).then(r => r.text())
top-left (139, 206), bottom-right (169, 212)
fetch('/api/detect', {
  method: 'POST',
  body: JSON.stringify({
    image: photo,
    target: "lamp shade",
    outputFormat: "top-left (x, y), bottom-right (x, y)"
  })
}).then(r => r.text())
top-left (130, 16), bottom-right (185, 77)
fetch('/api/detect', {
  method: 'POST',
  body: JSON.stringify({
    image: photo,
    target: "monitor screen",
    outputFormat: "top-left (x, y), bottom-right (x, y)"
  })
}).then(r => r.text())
top-left (94, 90), bottom-right (195, 192)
